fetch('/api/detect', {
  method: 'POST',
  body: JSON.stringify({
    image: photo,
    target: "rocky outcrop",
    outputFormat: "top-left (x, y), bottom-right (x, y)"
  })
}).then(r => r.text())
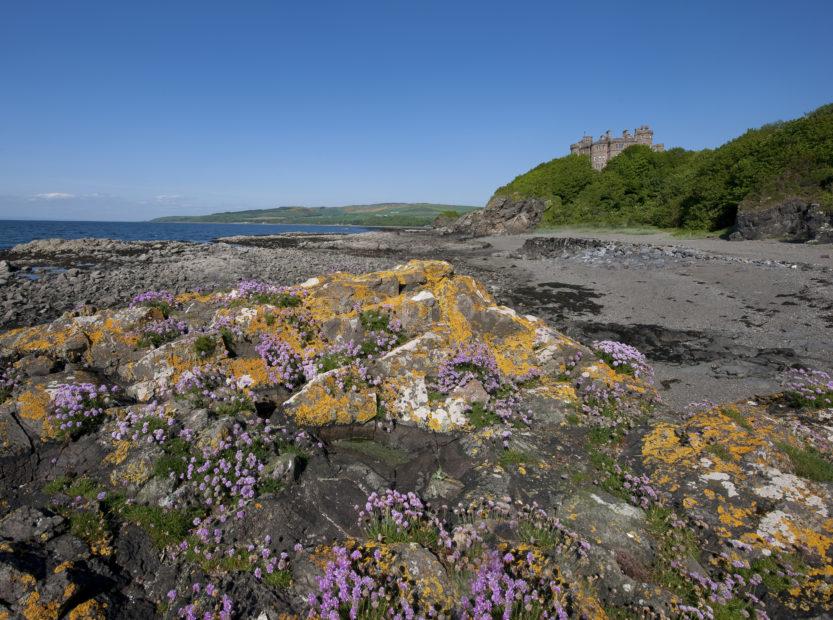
top-left (1, 260), bottom-right (831, 618)
top-left (446, 194), bottom-right (547, 236)
top-left (732, 199), bottom-right (833, 242)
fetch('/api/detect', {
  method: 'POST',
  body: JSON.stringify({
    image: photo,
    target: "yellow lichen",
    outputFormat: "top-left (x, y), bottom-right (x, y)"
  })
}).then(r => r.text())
top-left (112, 459), bottom-right (152, 487)
top-left (104, 440), bottom-right (131, 465)
top-left (53, 561), bottom-right (73, 574)
top-left (718, 504), bottom-right (755, 527)
top-left (22, 591), bottom-right (61, 620)
top-left (67, 600), bottom-right (107, 620)
top-left (17, 388), bottom-right (50, 422)
top-left (175, 291), bottom-right (216, 304)
top-left (224, 357), bottom-right (271, 387)
top-left (16, 388), bottom-right (57, 439)
top-left (288, 382), bottom-right (376, 426)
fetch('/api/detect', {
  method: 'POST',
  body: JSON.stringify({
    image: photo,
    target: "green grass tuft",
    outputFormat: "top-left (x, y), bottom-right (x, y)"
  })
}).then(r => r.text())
top-left (117, 504), bottom-right (202, 549)
top-left (193, 334), bottom-right (217, 358)
top-left (779, 442), bottom-right (833, 482)
top-left (467, 402), bottom-right (501, 428)
top-left (498, 449), bottom-right (532, 468)
top-left (721, 407), bottom-right (753, 431)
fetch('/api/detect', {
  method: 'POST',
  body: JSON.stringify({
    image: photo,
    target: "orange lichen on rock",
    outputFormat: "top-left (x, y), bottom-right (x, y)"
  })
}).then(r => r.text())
top-left (284, 375), bottom-right (377, 426)
top-left (21, 591), bottom-right (61, 620)
top-left (104, 440), bottom-right (131, 465)
top-left (641, 399), bottom-right (833, 611)
top-left (224, 356), bottom-right (271, 387)
top-left (174, 291), bottom-right (217, 305)
top-left (66, 600), bottom-right (107, 620)
top-left (17, 387), bottom-right (51, 423)
top-left (16, 387), bottom-right (58, 439)
top-left (12, 324), bottom-right (74, 355)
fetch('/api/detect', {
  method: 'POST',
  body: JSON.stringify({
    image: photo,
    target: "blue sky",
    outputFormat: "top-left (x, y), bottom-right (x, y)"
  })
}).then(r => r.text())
top-left (1, 0), bottom-right (832, 221)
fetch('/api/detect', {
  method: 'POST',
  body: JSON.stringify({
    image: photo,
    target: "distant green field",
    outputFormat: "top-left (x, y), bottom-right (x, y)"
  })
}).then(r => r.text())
top-left (152, 203), bottom-right (479, 228)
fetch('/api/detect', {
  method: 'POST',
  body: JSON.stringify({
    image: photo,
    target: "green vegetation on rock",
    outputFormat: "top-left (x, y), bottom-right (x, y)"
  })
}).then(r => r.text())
top-left (495, 103), bottom-right (833, 231)
top-left (779, 442), bottom-right (833, 482)
top-left (193, 334), bottom-right (217, 358)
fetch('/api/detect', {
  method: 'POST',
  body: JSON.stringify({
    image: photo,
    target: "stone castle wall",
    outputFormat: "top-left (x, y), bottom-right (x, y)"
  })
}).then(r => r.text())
top-left (571, 126), bottom-right (664, 170)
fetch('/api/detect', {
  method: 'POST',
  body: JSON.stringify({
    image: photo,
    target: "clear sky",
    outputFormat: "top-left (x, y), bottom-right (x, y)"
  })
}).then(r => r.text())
top-left (1, 0), bottom-right (832, 221)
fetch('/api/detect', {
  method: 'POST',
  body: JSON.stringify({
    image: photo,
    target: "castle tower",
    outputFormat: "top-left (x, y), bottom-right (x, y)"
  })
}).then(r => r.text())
top-left (570, 125), bottom-right (663, 169)
top-left (634, 125), bottom-right (653, 146)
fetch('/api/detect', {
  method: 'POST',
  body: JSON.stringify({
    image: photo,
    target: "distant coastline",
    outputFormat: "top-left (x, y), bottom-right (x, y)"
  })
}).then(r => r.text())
top-left (151, 202), bottom-right (479, 228)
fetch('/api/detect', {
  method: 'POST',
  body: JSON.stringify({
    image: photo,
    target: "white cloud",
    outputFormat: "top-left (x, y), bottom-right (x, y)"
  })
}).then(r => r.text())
top-left (154, 194), bottom-right (182, 202)
top-left (32, 192), bottom-right (75, 200)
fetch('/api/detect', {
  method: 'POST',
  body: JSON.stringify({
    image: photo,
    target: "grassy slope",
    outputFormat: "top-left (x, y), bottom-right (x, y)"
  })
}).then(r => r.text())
top-left (152, 203), bottom-right (479, 228)
top-left (495, 103), bottom-right (833, 231)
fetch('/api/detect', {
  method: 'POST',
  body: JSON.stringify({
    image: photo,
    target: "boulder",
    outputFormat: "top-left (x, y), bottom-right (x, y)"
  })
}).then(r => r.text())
top-left (449, 194), bottom-right (547, 236)
top-left (732, 199), bottom-right (833, 242)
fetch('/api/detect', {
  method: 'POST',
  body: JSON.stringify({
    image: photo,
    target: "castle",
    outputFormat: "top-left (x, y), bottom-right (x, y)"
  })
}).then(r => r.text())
top-left (570, 126), bottom-right (664, 170)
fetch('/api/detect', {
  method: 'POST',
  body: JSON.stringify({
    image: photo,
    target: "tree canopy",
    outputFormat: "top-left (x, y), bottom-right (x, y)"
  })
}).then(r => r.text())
top-left (494, 104), bottom-right (833, 230)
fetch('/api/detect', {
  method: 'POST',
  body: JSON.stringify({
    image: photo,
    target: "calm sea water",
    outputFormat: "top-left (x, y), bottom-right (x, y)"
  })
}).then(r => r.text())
top-left (0, 220), bottom-right (370, 250)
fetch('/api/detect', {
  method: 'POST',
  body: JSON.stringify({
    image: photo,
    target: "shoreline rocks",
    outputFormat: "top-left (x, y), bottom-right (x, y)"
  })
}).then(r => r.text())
top-left (1, 260), bottom-right (832, 618)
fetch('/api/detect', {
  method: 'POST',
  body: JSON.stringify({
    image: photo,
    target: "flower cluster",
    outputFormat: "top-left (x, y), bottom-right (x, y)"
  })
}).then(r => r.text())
top-left (572, 371), bottom-right (647, 428)
top-left (246, 537), bottom-right (290, 583)
top-left (179, 420), bottom-right (277, 519)
top-left (137, 317), bottom-right (188, 348)
top-left (436, 345), bottom-right (536, 431)
top-left (180, 528), bottom-right (291, 583)
top-left (230, 280), bottom-right (304, 307)
top-left (209, 315), bottom-right (244, 341)
top-left (175, 365), bottom-right (253, 416)
top-left (361, 327), bottom-right (402, 356)
top-left (306, 544), bottom-right (449, 619)
top-left (684, 400), bottom-right (719, 419)
top-left (111, 402), bottom-right (173, 445)
top-left (592, 340), bottom-right (654, 382)
top-left (460, 548), bottom-right (572, 620)
top-left (437, 343), bottom-right (502, 394)
top-left (169, 582), bottom-right (234, 620)
top-left (783, 367), bottom-right (833, 409)
top-left (448, 498), bottom-right (589, 563)
top-left (622, 472), bottom-right (660, 509)
top-left (235, 279), bottom-right (281, 298)
top-left (270, 306), bottom-right (319, 344)
top-left (304, 492), bottom-right (595, 618)
top-left (358, 489), bottom-right (433, 543)
top-left (558, 351), bottom-right (584, 380)
top-left (315, 340), bottom-right (361, 374)
top-left (673, 557), bottom-right (768, 620)
top-left (0, 361), bottom-right (21, 402)
top-left (256, 334), bottom-right (311, 389)
top-left (130, 289), bottom-right (175, 307)
top-left (51, 383), bottom-right (118, 436)
top-left (491, 392), bottom-right (533, 426)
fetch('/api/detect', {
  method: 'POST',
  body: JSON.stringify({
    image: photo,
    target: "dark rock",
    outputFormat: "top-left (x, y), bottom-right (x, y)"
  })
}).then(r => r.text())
top-left (16, 354), bottom-right (60, 377)
top-left (0, 506), bottom-right (65, 543)
top-left (449, 194), bottom-right (547, 236)
top-left (732, 199), bottom-right (833, 242)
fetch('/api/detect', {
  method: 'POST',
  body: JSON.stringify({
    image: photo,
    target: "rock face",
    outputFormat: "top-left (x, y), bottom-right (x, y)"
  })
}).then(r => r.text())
top-left (447, 194), bottom-right (547, 236)
top-left (0, 260), bottom-right (831, 619)
top-left (732, 199), bottom-right (833, 242)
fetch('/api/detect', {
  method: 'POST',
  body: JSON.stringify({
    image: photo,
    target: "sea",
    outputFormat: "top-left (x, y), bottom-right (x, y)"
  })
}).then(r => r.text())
top-left (0, 220), bottom-right (370, 250)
